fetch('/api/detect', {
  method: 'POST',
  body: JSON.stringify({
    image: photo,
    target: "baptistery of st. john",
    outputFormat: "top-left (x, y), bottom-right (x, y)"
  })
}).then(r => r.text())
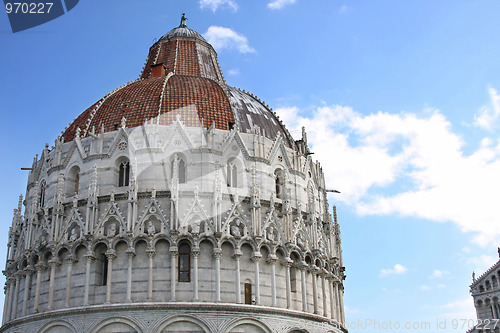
top-left (1, 17), bottom-right (347, 333)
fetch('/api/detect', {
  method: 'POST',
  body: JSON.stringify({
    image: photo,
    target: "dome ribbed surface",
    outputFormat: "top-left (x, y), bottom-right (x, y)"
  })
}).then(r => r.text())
top-left (160, 26), bottom-right (206, 42)
top-left (61, 24), bottom-right (296, 150)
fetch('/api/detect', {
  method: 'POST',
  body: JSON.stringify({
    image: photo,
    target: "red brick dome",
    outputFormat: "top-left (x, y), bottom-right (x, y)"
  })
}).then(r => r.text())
top-left (62, 23), bottom-right (296, 149)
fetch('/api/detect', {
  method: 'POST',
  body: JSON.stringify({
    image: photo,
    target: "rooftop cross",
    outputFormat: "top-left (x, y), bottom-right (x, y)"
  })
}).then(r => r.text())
top-left (180, 13), bottom-right (187, 28)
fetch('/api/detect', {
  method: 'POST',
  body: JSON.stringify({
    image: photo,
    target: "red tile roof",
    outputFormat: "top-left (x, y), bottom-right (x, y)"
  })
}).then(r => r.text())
top-left (61, 26), bottom-right (297, 150)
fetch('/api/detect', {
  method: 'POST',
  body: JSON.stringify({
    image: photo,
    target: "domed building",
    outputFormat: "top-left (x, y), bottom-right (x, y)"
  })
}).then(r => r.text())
top-left (1, 16), bottom-right (347, 333)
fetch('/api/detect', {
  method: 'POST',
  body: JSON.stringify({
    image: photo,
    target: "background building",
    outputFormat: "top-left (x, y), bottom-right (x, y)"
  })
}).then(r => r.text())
top-left (1, 18), bottom-right (347, 333)
top-left (469, 250), bottom-right (500, 333)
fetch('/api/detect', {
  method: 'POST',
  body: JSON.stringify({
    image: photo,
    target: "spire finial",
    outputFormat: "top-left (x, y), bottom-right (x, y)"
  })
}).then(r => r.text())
top-left (180, 13), bottom-right (188, 28)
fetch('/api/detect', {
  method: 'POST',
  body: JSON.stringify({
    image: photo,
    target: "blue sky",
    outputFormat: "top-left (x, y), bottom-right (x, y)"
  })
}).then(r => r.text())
top-left (2, 1), bottom-right (500, 331)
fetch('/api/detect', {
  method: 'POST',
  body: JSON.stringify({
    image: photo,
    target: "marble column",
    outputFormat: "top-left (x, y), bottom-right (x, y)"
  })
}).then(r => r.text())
top-left (192, 247), bottom-right (200, 301)
top-left (339, 285), bottom-right (345, 324)
top-left (327, 275), bottom-right (335, 320)
top-left (83, 252), bottom-right (95, 306)
top-left (267, 254), bottom-right (278, 307)
top-left (126, 247), bottom-right (135, 303)
top-left (3, 283), bottom-right (11, 324)
top-left (283, 258), bottom-right (293, 309)
top-left (105, 249), bottom-right (116, 303)
top-left (251, 252), bottom-right (262, 305)
top-left (146, 248), bottom-right (155, 301)
top-left (22, 266), bottom-right (34, 316)
top-left (311, 265), bottom-right (319, 314)
top-left (321, 270), bottom-right (327, 317)
top-left (169, 246), bottom-right (178, 301)
top-left (65, 256), bottom-right (76, 308)
top-left (335, 282), bottom-right (341, 321)
top-left (233, 250), bottom-right (242, 303)
top-left (12, 274), bottom-right (21, 319)
top-left (47, 258), bottom-right (60, 310)
top-left (214, 248), bottom-right (222, 302)
top-left (33, 262), bottom-right (45, 313)
top-left (4, 278), bottom-right (14, 322)
top-left (300, 262), bottom-right (308, 312)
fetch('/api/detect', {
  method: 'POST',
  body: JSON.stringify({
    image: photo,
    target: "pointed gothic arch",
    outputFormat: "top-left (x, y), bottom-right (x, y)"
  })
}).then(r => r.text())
top-left (274, 168), bottom-right (285, 199)
top-left (171, 154), bottom-right (187, 184)
top-left (118, 160), bottom-right (130, 187)
top-left (66, 165), bottom-right (81, 197)
top-left (39, 180), bottom-right (46, 208)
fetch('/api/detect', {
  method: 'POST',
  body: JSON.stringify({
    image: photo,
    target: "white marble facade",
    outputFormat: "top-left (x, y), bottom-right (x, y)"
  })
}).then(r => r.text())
top-left (1, 120), bottom-right (347, 333)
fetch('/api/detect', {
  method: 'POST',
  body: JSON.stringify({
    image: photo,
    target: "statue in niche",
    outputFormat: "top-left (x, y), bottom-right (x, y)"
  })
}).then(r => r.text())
top-left (318, 236), bottom-right (325, 250)
top-left (296, 233), bottom-right (305, 248)
top-left (40, 232), bottom-right (48, 247)
top-left (192, 221), bottom-right (201, 234)
top-left (267, 226), bottom-right (276, 241)
top-left (147, 221), bottom-right (155, 235)
top-left (230, 219), bottom-right (242, 237)
top-left (69, 228), bottom-right (78, 242)
top-left (107, 223), bottom-right (117, 237)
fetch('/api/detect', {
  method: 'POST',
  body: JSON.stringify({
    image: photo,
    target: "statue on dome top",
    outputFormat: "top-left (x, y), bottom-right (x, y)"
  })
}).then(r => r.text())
top-left (180, 13), bottom-right (187, 28)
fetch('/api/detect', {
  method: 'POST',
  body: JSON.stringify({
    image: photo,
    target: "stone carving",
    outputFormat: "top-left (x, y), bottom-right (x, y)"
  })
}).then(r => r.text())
top-left (266, 225), bottom-right (278, 242)
top-left (147, 221), bottom-right (155, 235)
top-left (69, 228), bottom-right (78, 242)
top-left (107, 223), bottom-right (117, 237)
top-left (230, 219), bottom-right (243, 237)
top-left (297, 233), bottom-right (305, 249)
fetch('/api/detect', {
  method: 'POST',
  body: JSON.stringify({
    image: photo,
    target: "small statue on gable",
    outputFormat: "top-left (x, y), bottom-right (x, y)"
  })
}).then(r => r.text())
top-left (147, 221), bottom-right (156, 235)
top-left (230, 219), bottom-right (242, 237)
top-left (107, 223), bottom-right (117, 237)
top-left (69, 228), bottom-right (78, 242)
top-left (267, 226), bottom-right (277, 242)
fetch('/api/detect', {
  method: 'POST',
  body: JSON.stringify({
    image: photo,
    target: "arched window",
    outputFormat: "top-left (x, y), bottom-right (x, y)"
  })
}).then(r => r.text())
top-left (179, 159), bottom-right (186, 183)
top-left (119, 161), bottom-right (130, 187)
top-left (244, 282), bottom-right (252, 304)
top-left (172, 157), bottom-right (186, 184)
top-left (178, 242), bottom-right (191, 282)
top-left (66, 166), bottom-right (81, 197)
top-left (274, 169), bottom-right (284, 199)
top-left (39, 181), bottom-right (46, 208)
top-left (75, 171), bottom-right (80, 194)
top-left (95, 248), bottom-right (108, 286)
top-left (227, 163), bottom-right (237, 187)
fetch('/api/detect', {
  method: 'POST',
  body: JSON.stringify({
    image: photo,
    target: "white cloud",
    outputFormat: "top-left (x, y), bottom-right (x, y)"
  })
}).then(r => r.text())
top-left (379, 264), bottom-right (408, 277)
top-left (439, 298), bottom-right (476, 320)
top-left (268, 0), bottom-right (296, 10)
top-left (227, 68), bottom-right (240, 76)
top-left (429, 269), bottom-right (449, 278)
top-left (421, 285), bottom-right (430, 291)
top-left (204, 26), bottom-right (255, 54)
top-left (442, 298), bottom-right (473, 309)
top-left (275, 96), bottom-right (500, 246)
top-left (339, 5), bottom-right (351, 15)
top-left (474, 87), bottom-right (500, 130)
top-left (199, 0), bottom-right (238, 12)
top-left (467, 254), bottom-right (498, 273)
